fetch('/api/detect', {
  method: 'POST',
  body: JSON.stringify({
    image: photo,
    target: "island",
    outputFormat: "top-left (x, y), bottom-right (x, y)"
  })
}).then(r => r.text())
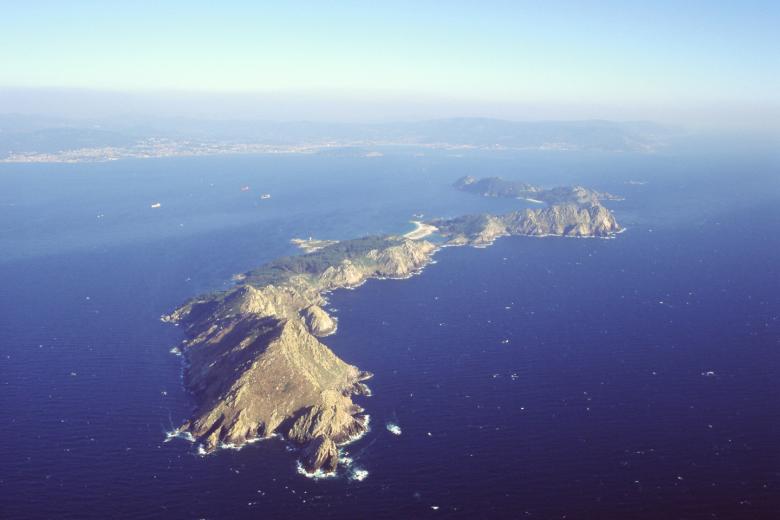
top-left (441, 176), bottom-right (623, 246)
top-left (454, 175), bottom-right (624, 204)
top-left (162, 176), bottom-right (623, 476)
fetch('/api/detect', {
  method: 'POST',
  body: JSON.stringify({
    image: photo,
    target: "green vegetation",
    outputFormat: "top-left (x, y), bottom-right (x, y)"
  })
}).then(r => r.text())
top-left (244, 236), bottom-right (398, 286)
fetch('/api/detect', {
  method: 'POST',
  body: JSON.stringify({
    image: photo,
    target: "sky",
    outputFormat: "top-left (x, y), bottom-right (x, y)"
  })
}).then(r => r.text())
top-left (1, 0), bottom-right (778, 128)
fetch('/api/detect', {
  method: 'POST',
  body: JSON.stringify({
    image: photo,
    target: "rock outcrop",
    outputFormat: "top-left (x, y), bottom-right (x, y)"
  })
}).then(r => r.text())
top-left (163, 177), bottom-right (624, 476)
top-left (163, 236), bottom-right (436, 474)
top-left (301, 436), bottom-right (340, 474)
top-left (438, 176), bottom-right (623, 245)
top-left (301, 305), bottom-right (337, 336)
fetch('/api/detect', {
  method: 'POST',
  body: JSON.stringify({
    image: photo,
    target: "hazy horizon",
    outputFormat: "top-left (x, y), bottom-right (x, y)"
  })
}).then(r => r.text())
top-left (2, 1), bottom-right (778, 133)
top-left (1, 86), bottom-right (778, 135)
top-left (3, 4), bottom-right (780, 518)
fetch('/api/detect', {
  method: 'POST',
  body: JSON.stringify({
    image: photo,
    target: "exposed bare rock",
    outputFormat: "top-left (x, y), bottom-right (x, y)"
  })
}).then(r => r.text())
top-left (177, 318), bottom-right (365, 454)
top-left (301, 436), bottom-right (339, 474)
top-left (319, 259), bottom-right (365, 289)
top-left (435, 177), bottom-right (623, 246)
top-left (502, 203), bottom-right (622, 237)
top-left (366, 240), bottom-right (437, 277)
top-left (163, 236), bottom-right (437, 474)
top-left (433, 202), bottom-right (621, 245)
top-left (287, 390), bottom-right (367, 444)
top-left (301, 305), bottom-right (337, 336)
top-left (162, 178), bottom-right (624, 476)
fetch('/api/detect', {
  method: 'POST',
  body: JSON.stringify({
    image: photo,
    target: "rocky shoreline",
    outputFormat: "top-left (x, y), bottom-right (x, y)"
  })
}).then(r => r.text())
top-left (163, 237), bottom-right (438, 474)
top-left (162, 177), bottom-right (623, 475)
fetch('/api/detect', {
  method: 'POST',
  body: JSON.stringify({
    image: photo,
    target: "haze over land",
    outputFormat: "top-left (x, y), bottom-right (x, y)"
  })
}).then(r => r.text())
top-left (1, 1), bottom-right (778, 133)
top-left (2, 1), bottom-right (780, 518)
top-left (0, 115), bottom-right (678, 162)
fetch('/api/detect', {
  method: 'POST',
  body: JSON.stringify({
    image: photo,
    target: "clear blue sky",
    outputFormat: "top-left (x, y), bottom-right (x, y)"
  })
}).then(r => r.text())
top-left (1, 1), bottom-right (778, 126)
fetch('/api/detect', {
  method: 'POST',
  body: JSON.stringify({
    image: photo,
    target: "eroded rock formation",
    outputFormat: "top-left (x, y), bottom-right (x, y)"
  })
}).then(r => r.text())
top-left (163, 177), bottom-right (623, 476)
top-left (163, 237), bottom-right (436, 474)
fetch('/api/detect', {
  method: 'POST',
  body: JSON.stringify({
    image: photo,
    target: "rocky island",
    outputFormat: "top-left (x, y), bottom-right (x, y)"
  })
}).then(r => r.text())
top-left (453, 175), bottom-right (624, 204)
top-left (439, 176), bottom-right (623, 246)
top-left (163, 176), bottom-right (623, 476)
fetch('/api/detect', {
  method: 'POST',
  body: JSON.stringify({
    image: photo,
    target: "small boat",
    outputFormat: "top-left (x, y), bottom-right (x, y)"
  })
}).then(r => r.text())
top-left (386, 423), bottom-right (402, 435)
top-left (240, 186), bottom-right (250, 192)
top-left (260, 193), bottom-right (272, 200)
top-left (150, 202), bottom-right (161, 208)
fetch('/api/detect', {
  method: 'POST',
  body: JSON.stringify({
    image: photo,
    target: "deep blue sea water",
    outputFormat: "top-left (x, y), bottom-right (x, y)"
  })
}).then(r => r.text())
top-left (1, 145), bottom-right (778, 519)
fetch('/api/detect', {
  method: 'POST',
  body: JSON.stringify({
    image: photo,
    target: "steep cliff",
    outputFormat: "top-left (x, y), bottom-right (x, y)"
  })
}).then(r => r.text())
top-left (163, 237), bottom-right (436, 474)
top-left (163, 178), bottom-right (624, 477)
top-left (439, 176), bottom-right (623, 245)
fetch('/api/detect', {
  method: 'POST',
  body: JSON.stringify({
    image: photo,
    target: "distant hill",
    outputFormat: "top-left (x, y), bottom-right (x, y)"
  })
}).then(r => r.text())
top-left (0, 115), bottom-right (678, 156)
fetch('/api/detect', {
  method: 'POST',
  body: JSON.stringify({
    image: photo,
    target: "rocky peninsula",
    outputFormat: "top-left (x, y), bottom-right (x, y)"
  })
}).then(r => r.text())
top-left (163, 176), bottom-right (623, 476)
top-left (163, 237), bottom-right (437, 474)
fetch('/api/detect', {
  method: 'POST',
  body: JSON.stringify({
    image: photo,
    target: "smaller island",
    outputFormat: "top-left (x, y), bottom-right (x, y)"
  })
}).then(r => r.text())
top-left (441, 176), bottom-right (624, 246)
top-left (454, 175), bottom-right (623, 204)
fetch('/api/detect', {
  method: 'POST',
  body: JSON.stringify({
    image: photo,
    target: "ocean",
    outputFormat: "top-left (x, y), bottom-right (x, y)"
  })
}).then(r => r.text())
top-left (1, 144), bottom-right (778, 519)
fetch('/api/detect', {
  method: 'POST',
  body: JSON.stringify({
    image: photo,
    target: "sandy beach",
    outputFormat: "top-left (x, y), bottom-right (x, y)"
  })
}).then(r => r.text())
top-left (403, 220), bottom-right (438, 240)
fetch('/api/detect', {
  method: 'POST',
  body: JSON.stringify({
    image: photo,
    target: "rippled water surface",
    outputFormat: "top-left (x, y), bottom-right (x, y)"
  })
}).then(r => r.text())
top-left (1, 147), bottom-right (778, 518)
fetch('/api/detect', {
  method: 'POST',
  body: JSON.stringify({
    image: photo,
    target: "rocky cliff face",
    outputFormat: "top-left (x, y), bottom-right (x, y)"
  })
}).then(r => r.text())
top-left (433, 203), bottom-right (621, 246)
top-left (503, 203), bottom-right (622, 237)
top-left (301, 305), bottom-right (337, 336)
top-left (438, 176), bottom-right (623, 245)
top-left (163, 237), bottom-right (436, 474)
top-left (163, 178), bottom-right (624, 477)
